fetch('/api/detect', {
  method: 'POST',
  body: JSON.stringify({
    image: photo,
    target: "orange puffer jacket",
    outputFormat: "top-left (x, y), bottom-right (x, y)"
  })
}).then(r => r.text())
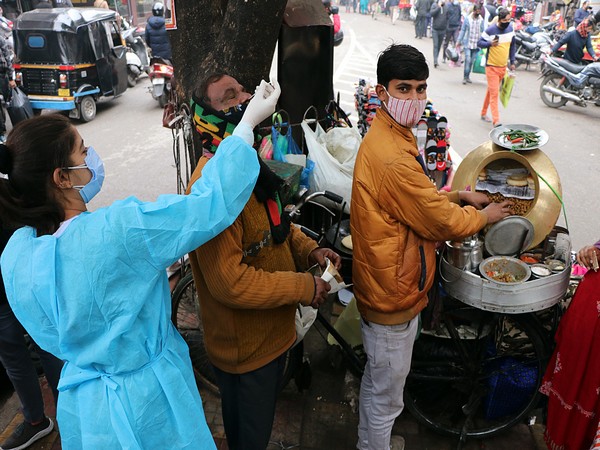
top-left (350, 109), bottom-right (487, 325)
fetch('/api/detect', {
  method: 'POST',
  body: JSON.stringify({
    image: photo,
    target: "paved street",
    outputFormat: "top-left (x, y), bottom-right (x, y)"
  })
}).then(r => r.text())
top-left (1, 9), bottom-right (597, 450)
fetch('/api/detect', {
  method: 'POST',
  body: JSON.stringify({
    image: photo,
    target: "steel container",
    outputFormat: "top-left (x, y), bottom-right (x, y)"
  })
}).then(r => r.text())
top-left (440, 255), bottom-right (569, 313)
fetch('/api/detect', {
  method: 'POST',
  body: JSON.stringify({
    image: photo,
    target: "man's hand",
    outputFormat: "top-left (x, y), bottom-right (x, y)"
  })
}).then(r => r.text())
top-left (482, 200), bottom-right (513, 224)
top-left (8, 80), bottom-right (15, 89)
top-left (309, 247), bottom-right (342, 270)
top-left (459, 191), bottom-right (490, 209)
top-left (509, 63), bottom-right (516, 70)
top-left (311, 277), bottom-right (331, 308)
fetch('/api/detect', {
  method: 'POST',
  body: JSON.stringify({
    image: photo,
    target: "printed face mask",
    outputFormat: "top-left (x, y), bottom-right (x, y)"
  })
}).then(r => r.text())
top-left (67, 146), bottom-right (105, 203)
top-left (382, 87), bottom-right (428, 128)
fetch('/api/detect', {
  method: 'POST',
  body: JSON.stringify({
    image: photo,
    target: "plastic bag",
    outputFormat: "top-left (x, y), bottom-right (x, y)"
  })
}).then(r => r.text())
top-left (272, 121), bottom-right (302, 163)
top-left (473, 49), bottom-right (486, 74)
top-left (301, 120), bottom-right (360, 213)
top-left (293, 304), bottom-right (318, 347)
top-left (6, 87), bottom-right (34, 126)
top-left (500, 71), bottom-right (516, 108)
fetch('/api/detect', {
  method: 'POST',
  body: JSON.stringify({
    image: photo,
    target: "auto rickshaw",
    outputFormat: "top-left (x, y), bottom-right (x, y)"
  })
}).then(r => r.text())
top-left (13, 8), bottom-right (128, 122)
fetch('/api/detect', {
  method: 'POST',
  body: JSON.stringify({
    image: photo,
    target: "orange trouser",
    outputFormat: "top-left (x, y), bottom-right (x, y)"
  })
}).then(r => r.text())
top-left (481, 65), bottom-right (507, 125)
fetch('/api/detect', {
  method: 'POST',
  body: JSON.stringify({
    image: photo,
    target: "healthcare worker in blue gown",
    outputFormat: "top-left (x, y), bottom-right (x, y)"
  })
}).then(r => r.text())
top-left (0, 79), bottom-right (280, 450)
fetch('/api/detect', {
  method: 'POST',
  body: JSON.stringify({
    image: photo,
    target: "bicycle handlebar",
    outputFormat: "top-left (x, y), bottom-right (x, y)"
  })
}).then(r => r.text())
top-left (285, 190), bottom-right (344, 221)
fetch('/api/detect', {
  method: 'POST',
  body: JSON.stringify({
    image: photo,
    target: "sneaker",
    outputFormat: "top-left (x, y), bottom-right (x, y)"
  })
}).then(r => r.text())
top-left (462, 78), bottom-right (467, 85)
top-left (493, 122), bottom-right (502, 128)
top-left (390, 435), bottom-right (405, 450)
top-left (480, 115), bottom-right (492, 122)
top-left (466, 78), bottom-right (472, 84)
top-left (0, 417), bottom-right (54, 450)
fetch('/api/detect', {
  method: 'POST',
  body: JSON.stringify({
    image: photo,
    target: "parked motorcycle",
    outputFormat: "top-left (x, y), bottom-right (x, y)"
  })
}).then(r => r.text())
top-left (148, 56), bottom-right (173, 107)
top-left (539, 54), bottom-right (600, 108)
top-left (121, 20), bottom-right (150, 87)
top-left (514, 29), bottom-right (553, 70)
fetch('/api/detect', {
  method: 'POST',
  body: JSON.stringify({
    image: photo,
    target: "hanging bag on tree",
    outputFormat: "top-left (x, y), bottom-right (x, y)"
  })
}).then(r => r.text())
top-left (472, 49), bottom-right (487, 74)
top-left (6, 87), bottom-right (34, 125)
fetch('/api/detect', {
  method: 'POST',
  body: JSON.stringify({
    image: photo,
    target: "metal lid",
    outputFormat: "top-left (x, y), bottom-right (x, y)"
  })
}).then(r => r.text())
top-left (484, 216), bottom-right (534, 256)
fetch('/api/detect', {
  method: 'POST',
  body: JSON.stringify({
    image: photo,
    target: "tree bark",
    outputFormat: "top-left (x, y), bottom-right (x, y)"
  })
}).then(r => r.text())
top-left (169, 0), bottom-right (288, 101)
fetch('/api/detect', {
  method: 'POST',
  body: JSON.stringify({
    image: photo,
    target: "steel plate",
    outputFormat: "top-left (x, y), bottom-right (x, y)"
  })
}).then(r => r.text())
top-left (484, 216), bottom-right (534, 256)
top-left (490, 124), bottom-right (549, 151)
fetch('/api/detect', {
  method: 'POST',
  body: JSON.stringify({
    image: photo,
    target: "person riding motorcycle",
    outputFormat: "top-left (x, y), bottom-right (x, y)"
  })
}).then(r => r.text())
top-left (551, 16), bottom-right (598, 64)
top-left (145, 2), bottom-right (172, 62)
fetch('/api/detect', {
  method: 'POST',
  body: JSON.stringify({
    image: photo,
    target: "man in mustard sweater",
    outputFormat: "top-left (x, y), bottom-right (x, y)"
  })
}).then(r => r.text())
top-left (187, 73), bottom-right (341, 450)
top-left (350, 44), bottom-right (511, 450)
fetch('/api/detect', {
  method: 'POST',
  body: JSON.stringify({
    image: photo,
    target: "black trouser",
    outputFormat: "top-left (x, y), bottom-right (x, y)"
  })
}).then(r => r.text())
top-left (213, 352), bottom-right (287, 450)
top-left (0, 73), bottom-right (9, 134)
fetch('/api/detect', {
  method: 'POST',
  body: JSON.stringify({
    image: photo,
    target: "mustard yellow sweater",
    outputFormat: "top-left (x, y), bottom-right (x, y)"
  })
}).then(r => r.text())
top-left (187, 158), bottom-right (318, 374)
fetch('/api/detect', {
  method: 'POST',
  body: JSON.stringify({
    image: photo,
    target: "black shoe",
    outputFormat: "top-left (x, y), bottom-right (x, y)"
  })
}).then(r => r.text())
top-left (0, 417), bottom-right (54, 450)
top-left (434, 63), bottom-right (439, 68)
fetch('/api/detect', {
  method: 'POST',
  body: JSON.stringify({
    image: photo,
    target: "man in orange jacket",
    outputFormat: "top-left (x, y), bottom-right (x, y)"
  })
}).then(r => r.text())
top-left (350, 44), bottom-right (511, 450)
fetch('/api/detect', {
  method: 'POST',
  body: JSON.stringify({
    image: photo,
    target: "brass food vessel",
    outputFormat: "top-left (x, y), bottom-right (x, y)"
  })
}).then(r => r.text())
top-left (451, 141), bottom-right (562, 249)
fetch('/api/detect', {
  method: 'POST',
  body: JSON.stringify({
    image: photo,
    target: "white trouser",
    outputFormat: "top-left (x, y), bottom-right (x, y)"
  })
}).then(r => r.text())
top-left (357, 316), bottom-right (418, 450)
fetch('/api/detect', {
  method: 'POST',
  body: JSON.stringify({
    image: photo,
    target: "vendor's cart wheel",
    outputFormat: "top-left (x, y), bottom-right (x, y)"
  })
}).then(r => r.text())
top-left (539, 73), bottom-right (568, 108)
top-left (78, 96), bottom-right (97, 122)
top-left (404, 304), bottom-right (546, 439)
top-left (171, 273), bottom-right (302, 396)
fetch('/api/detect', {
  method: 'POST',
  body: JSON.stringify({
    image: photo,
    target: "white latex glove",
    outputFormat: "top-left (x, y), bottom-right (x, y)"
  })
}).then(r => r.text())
top-left (239, 79), bottom-right (281, 130)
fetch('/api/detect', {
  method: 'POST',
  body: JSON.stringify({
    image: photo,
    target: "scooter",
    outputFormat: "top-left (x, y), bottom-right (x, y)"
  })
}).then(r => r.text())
top-left (148, 57), bottom-right (173, 107)
top-left (539, 53), bottom-right (600, 108)
top-left (121, 21), bottom-right (150, 87)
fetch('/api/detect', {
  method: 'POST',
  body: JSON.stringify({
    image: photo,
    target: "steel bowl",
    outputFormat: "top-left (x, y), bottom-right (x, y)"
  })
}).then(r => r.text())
top-left (479, 256), bottom-right (531, 285)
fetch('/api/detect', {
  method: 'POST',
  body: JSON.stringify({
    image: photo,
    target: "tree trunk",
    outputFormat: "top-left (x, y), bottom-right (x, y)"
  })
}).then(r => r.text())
top-left (169, 0), bottom-right (288, 101)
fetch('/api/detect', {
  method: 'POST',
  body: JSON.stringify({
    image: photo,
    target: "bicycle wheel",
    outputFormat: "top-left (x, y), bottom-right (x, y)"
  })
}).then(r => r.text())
top-left (171, 273), bottom-right (303, 396)
top-left (404, 305), bottom-right (546, 439)
top-left (171, 272), bottom-right (220, 394)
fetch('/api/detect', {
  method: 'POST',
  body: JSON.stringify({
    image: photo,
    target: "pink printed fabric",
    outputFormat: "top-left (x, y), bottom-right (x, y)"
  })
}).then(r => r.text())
top-left (386, 97), bottom-right (427, 128)
top-left (539, 269), bottom-right (600, 450)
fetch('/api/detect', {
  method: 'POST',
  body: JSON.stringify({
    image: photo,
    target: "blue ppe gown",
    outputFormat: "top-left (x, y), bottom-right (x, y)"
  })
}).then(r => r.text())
top-left (1, 136), bottom-right (259, 450)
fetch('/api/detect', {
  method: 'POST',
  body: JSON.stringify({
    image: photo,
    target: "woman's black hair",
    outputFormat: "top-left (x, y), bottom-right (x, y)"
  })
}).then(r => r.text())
top-left (0, 114), bottom-right (77, 236)
top-left (377, 44), bottom-right (429, 89)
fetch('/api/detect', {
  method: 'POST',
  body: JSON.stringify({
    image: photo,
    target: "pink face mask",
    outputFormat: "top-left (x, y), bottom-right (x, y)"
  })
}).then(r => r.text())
top-left (381, 87), bottom-right (427, 128)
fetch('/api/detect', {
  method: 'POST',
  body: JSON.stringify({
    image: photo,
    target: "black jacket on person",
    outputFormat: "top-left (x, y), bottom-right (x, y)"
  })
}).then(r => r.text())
top-left (415, 0), bottom-right (431, 16)
top-left (447, 2), bottom-right (462, 30)
top-left (430, 2), bottom-right (449, 31)
top-left (574, 7), bottom-right (591, 26)
top-left (145, 16), bottom-right (172, 60)
top-left (552, 28), bottom-right (596, 64)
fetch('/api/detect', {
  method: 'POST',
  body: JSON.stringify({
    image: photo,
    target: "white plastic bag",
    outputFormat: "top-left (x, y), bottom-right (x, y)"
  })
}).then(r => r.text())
top-left (301, 120), bottom-right (361, 213)
top-left (293, 304), bottom-right (318, 347)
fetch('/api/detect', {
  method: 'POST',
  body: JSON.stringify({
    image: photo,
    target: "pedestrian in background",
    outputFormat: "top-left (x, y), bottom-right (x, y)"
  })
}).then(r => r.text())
top-left (443, 0), bottom-right (462, 63)
top-left (574, 0), bottom-right (592, 26)
top-left (551, 16), bottom-right (598, 64)
top-left (414, 0), bottom-right (432, 38)
top-left (430, 0), bottom-right (449, 67)
top-left (0, 28), bottom-right (14, 143)
top-left (0, 228), bottom-right (63, 450)
top-left (389, 0), bottom-right (400, 24)
top-left (458, 3), bottom-right (485, 84)
top-left (351, 43), bottom-right (510, 450)
top-left (477, 6), bottom-right (516, 127)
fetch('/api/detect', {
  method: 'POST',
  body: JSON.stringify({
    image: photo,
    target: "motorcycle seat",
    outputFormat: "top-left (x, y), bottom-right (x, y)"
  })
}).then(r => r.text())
top-left (518, 32), bottom-right (536, 43)
top-left (553, 58), bottom-right (586, 73)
